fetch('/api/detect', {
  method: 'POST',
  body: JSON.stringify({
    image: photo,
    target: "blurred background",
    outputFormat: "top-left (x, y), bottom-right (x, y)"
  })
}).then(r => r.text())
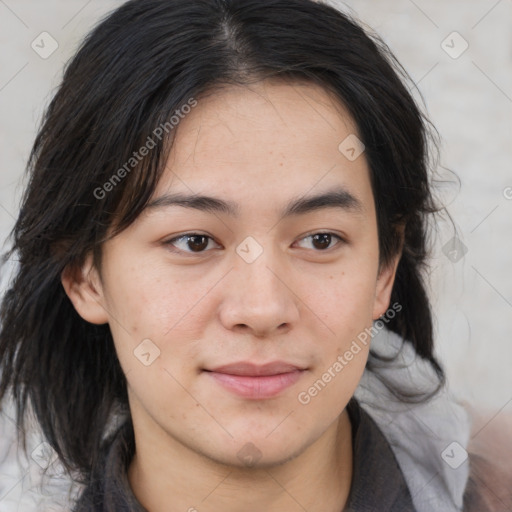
top-left (0, 0), bottom-right (510, 416)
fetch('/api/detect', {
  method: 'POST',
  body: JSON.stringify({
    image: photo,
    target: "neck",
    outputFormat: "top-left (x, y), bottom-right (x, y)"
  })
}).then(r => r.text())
top-left (128, 409), bottom-right (353, 512)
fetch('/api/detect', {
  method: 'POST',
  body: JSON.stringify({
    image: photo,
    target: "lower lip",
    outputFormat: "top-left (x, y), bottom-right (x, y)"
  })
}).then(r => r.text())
top-left (206, 370), bottom-right (304, 399)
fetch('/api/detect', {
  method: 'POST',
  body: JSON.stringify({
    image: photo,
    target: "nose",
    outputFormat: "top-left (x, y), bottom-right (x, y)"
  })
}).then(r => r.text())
top-left (218, 249), bottom-right (300, 337)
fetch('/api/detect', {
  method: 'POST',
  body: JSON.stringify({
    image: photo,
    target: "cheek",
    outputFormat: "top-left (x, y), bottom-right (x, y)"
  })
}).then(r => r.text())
top-left (320, 283), bottom-right (373, 378)
top-left (106, 282), bottom-right (210, 423)
top-left (100, 261), bottom-right (218, 391)
top-left (102, 257), bottom-right (213, 337)
top-left (295, 259), bottom-right (377, 402)
top-left (304, 261), bottom-right (378, 339)
top-left (297, 273), bottom-right (375, 418)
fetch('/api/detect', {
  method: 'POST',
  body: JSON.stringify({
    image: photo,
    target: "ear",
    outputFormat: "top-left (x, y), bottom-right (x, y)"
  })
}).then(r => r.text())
top-left (61, 253), bottom-right (109, 324)
top-left (372, 252), bottom-right (401, 320)
top-left (372, 253), bottom-right (401, 320)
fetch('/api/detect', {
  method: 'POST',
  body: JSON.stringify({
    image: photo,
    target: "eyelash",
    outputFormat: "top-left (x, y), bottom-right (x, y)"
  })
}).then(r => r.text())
top-left (163, 232), bottom-right (345, 254)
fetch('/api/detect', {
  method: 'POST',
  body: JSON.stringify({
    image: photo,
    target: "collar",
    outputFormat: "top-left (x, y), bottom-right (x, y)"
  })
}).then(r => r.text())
top-left (345, 398), bottom-right (416, 511)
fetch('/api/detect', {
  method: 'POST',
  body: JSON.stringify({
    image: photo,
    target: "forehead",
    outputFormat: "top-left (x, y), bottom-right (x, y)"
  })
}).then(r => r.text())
top-left (153, 80), bottom-right (373, 214)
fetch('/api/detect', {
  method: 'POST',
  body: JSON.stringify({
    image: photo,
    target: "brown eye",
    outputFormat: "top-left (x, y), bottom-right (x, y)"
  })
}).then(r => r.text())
top-left (164, 233), bottom-right (220, 254)
top-left (312, 233), bottom-right (332, 250)
top-left (295, 232), bottom-right (344, 251)
top-left (186, 235), bottom-right (209, 252)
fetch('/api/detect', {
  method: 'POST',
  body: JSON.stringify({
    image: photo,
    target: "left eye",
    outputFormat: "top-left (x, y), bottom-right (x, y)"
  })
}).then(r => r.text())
top-left (295, 233), bottom-right (344, 251)
top-left (164, 234), bottom-right (221, 253)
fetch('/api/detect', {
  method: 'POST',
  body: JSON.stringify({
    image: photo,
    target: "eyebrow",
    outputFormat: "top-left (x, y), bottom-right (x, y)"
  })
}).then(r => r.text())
top-left (145, 187), bottom-right (364, 218)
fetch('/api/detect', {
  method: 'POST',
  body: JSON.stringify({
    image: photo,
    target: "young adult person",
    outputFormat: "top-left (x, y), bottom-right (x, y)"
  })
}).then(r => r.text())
top-left (1, 0), bottom-right (507, 510)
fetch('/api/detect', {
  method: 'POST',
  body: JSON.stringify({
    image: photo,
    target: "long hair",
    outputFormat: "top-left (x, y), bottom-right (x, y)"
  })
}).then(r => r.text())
top-left (0, 0), bottom-right (443, 479)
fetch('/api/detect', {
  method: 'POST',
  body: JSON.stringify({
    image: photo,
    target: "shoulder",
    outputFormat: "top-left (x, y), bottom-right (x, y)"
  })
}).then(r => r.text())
top-left (346, 399), bottom-right (418, 511)
top-left (0, 395), bottom-right (82, 511)
top-left (355, 328), bottom-right (512, 512)
top-left (356, 329), bottom-right (471, 511)
top-left (464, 408), bottom-right (512, 511)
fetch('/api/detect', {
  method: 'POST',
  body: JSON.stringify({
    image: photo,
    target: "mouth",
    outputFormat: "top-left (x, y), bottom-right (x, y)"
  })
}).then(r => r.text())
top-left (203, 361), bottom-right (307, 399)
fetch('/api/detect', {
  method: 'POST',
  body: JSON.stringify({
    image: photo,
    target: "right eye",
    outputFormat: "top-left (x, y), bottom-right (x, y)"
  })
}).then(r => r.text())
top-left (163, 233), bottom-right (222, 254)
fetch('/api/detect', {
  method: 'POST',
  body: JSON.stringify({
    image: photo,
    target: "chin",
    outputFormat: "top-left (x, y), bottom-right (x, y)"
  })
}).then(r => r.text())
top-left (206, 442), bottom-right (304, 471)
top-left (194, 427), bottom-right (312, 471)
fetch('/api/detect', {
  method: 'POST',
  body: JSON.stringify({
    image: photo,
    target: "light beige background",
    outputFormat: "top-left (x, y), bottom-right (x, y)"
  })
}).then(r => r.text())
top-left (0, 0), bottom-right (511, 417)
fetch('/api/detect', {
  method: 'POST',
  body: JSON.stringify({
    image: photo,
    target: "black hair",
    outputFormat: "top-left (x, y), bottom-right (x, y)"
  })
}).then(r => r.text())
top-left (0, 0), bottom-right (444, 480)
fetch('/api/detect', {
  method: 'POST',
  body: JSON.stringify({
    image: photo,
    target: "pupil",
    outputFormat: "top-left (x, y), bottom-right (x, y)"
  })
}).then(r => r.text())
top-left (188, 235), bottom-right (208, 251)
top-left (313, 233), bottom-right (331, 250)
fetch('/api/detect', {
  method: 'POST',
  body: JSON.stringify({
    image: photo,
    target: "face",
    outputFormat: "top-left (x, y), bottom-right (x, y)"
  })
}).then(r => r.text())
top-left (63, 80), bottom-right (399, 469)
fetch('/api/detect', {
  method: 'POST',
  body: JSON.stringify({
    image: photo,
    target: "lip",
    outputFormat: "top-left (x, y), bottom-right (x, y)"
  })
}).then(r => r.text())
top-left (204, 361), bottom-right (306, 399)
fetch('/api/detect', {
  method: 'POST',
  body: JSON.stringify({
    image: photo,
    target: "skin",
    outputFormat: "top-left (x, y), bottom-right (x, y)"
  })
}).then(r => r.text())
top-left (62, 80), bottom-right (401, 512)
